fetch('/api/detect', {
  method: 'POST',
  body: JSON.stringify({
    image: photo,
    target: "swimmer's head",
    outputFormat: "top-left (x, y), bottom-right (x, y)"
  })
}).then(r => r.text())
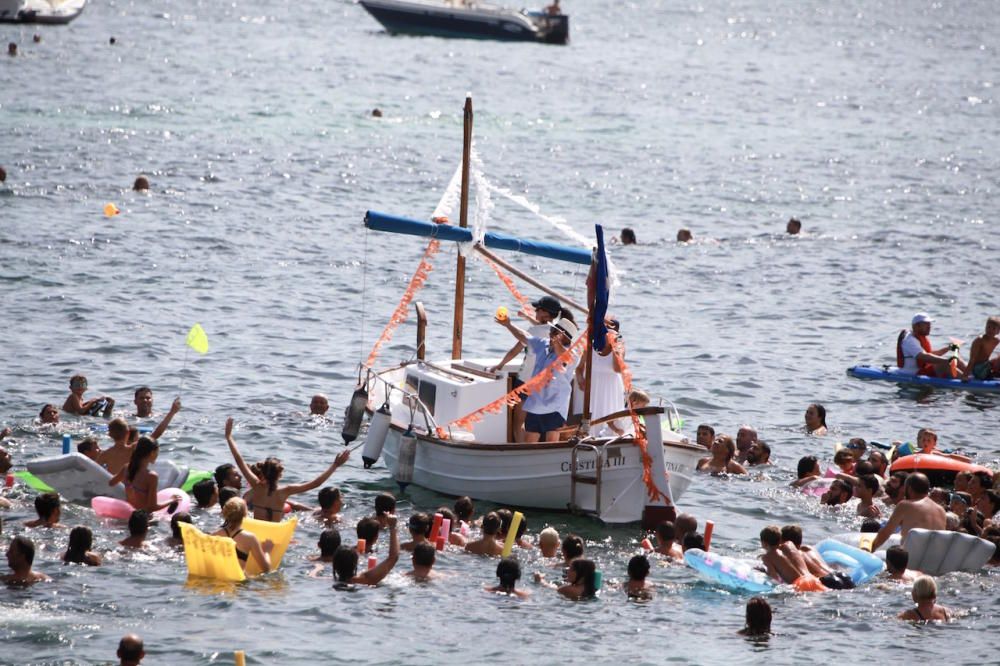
top-left (655, 521), bottom-right (675, 543)
top-left (538, 527), bottom-right (560, 556)
top-left (675, 513), bottom-right (698, 537)
top-left (695, 424), bottom-right (715, 448)
top-left (916, 428), bottom-right (938, 451)
top-left (805, 403), bottom-right (826, 430)
top-left (860, 518), bottom-right (881, 533)
top-left (8, 535), bottom-right (35, 569)
top-left (570, 558), bottom-right (598, 597)
top-left (911, 575), bottom-right (937, 603)
top-left (779, 525), bottom-right (803, 547)
top-left (219, 486), bottom-right (239, 506)
top-left (310, 393), bottom-right (329, 415)
top-left (676, 228), bottom-right (693, 242)
top-left (170, 512), bottom-right (192, 541)
top-left (436, 507), bottom-right (458, 533)
top-left (133, 387), bottom-right (153, 416)
top-left (904, 473), bottom-right (931, 500)
top-left (496, 509), bottom-right (513, 537)
top-left (682, 532), bottom-right (704, 552)
top-left (356, 517), bottom-right (379, 550)
top-left (318, 486), bottom-right (342, 512)
top-left (481, 512), bottom-right (502, 537)
top-left (786, 218), bottom-right (801, 235)
top-left (107, 417), bottom-right (129, 442)
top-left (374, 492), bottom-right (396, 517)
top-left (39, 403), bottom-right (59, 424)
top-left (620, 228), bottom-right (636, 245)
top-left (319, 529), bottom-right (342, 557)
top-left (408, 512), bottom-right (431, 537)
top-left (132, 176), bottom-right (149, 191)
top-left (796, 455), bottom-right (820, 480)
top-left (127, 437), bottom-right (159, 481)
top-left (412, 542), bottom-right (436, 569)
top-left (214, 463), bottom-right (242, 491)
top-left (759, 526), bottom-right (781, 548)
top-left (117, 634), bottom-right (144, 666)
top-left (561, 534), bottom-right (584, 560)
top-left (127, 510), bottom-right (150, 538)
top-left (744, 596), bottom-right (773, 635)
top-left (221, 497), bottom-right (248, 527)
top-left (192, 479), bottom-right (218, 508)
top-left (628, 554), bottom-right (650, 581)
top-left (34, 492), bottom-right (60, 521)
top-left (332, 545), bottom-right (359, 582)
top-left (0, 447), bottom-right (12, 474)
top-left (885, 545), bottom-right (909, 574)
top-left (69, 374), bottom-right (88, 392)
top-left (453, 496), bottom-right (474, 521)
top-left (77, 437), bottom-right (101, 460)
top-left (66, 526), bottom-right (93, 560)
top-left (496, 556), bottom-right (521, 588)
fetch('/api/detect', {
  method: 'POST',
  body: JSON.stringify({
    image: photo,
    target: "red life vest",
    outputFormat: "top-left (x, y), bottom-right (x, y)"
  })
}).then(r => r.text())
top-left (897, 330), bottom-right (934, 373)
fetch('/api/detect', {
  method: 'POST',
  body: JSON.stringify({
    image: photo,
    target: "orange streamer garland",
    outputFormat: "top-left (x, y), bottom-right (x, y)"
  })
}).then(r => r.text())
top-left (610, 334), bottom-right (671, 505)
top-left (365, 238), bottom-right (441, 368)
top-left (445, 333), bottom-right (587, 434)
top-left (480, 253), bottom-right (532, 313)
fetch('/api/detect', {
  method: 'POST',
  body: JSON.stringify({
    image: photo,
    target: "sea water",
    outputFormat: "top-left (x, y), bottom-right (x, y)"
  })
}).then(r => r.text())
top-left (1, 0), bottom-right (998, 663)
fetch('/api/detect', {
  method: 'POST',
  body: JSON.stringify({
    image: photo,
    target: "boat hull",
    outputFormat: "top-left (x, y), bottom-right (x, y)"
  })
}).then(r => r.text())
top-left (0, 0), bottom-right (86, 24)
top-left (359, 0), bottom-right (568, 44)
top-left (378, 425), bottom-right (704, 523)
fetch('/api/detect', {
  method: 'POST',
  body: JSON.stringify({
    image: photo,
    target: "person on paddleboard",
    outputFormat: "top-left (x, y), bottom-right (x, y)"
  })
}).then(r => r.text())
top-left (898, 313), bottom-right (967, 378)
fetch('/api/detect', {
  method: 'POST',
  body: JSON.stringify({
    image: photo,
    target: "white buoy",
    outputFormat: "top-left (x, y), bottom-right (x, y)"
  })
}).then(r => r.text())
top-left (395, 428), bottom-right (417, 490)
top-left (362, 401), bottom-right (392, 469)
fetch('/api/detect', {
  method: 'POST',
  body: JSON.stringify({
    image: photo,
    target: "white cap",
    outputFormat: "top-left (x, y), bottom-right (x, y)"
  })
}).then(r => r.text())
top-left (552, 318), bottom-right (578, 341)
top-left (912, 313), bottom-right (934, 326)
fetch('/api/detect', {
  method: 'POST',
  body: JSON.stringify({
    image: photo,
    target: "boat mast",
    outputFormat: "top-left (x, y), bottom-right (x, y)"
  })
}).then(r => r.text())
top-left (452, 95), bottom-right (473, 360)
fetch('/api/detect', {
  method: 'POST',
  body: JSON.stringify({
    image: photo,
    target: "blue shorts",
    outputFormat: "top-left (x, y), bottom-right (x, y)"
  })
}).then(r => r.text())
top-left (524, 411), bottom-right (565, 437)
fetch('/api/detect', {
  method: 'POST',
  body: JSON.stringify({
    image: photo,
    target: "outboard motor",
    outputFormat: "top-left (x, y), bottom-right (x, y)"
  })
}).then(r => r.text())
top-left (395, 425), bottom-right (417, 492)
top-left (341, 377), bottom-right (369, 446)
top-left (362, 401), bottom-right (392, 469)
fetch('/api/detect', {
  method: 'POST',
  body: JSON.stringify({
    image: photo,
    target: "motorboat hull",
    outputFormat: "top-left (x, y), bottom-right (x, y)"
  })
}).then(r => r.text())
top-left (359, 0), bottom-right (568, 44)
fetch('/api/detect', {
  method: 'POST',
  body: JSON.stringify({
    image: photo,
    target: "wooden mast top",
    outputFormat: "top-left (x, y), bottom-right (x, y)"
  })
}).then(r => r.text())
top-left (452, 96), bottom-right (473, 360)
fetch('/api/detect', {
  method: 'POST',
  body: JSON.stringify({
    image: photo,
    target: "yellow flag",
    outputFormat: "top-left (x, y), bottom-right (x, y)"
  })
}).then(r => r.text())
top-left (186, 323), bottom-right (209, 354)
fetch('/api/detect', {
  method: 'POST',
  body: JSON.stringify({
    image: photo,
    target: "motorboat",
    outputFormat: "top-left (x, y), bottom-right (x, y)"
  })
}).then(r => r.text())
top-left (358, 0), bottom-right (568, 45)
top-left (345, 98), bottom-right (703, 527)
top-left (0, 0), bottom-right (87, 24)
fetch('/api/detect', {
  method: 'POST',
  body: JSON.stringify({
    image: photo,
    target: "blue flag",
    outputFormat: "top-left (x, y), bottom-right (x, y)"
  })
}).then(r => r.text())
top-left (590, 225), bottom-right (610, 352)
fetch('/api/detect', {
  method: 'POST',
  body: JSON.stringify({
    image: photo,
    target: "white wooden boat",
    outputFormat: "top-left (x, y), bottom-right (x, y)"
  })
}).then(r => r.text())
top-left (0, 0), bottom-right (86, 24)
top-left (348, 97), bottom-right (701, 526)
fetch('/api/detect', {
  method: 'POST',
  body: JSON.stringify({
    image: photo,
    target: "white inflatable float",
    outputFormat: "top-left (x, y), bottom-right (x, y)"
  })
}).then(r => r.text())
top-left (25, 453), bottom-right (188, 504)
top-left (903, 528), bottom-right (994, 575)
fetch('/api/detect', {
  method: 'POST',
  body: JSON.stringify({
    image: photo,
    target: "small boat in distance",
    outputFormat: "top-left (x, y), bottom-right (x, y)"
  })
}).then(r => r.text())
top-left (0, 0), bottom-right (86, 24)
top-left (358, 0), bottom-right (569, 45)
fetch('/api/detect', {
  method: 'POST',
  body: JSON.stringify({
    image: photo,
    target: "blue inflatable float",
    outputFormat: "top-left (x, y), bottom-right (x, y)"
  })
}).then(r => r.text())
top-left (847, 365), bottom-right (1000, 393)
top-left (684, 548), bottom-right (775, 594)
top-left (815, 539), bottom-right (884, 586)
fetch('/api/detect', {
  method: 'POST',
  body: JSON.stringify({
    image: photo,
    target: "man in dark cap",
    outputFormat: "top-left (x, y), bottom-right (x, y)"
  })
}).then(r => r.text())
top-left (489, 295), bottom-right (564, 442)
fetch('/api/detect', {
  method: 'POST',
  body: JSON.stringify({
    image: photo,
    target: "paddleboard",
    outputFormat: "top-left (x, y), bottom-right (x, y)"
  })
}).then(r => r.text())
top-left (847, 365), bottom-right (1000, 393)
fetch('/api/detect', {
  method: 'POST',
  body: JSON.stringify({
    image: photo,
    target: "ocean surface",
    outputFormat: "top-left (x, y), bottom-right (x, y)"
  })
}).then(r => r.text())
top-left (2, 0), bottom-right (999, 663)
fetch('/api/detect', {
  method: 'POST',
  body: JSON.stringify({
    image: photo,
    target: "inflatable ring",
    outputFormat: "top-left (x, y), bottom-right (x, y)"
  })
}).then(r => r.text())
top-left (92, 488), bottom-right (191, 520)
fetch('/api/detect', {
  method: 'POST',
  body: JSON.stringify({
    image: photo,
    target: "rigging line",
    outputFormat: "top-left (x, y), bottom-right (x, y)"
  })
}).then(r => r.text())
top-left (360, 227), bottom-right (369, 365)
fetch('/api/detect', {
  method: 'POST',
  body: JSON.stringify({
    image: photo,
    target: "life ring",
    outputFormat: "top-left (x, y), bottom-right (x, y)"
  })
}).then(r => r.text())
top-left (683, 548), bottom-right (775, 594)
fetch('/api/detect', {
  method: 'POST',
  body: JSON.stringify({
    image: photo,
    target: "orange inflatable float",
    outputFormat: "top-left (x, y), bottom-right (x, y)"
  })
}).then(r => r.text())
top-left (890, 453), bottom-right (991, 487)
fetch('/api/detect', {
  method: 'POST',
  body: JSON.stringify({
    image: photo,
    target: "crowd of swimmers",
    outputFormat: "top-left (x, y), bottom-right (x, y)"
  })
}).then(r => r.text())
top-left (2, 375), bottom-right (998, 662)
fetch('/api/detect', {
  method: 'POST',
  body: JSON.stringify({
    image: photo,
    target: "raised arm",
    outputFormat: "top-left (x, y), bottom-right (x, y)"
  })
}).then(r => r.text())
top-left (283, 449), bottom-right (350, 496)
top-left (489, 342), bottom-right (526, 374)
top-left (497, 316), bottom-right (530, 346)
top-left (360, 514), bottom-right (399, 585)
top-left (150, 397), bottom-right (182, 440)
top-left (225, 417), bottom-right (259, 487)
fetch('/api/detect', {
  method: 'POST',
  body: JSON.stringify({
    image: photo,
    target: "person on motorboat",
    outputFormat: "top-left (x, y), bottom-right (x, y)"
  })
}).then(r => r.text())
top-left (489, 295), bottom-right (562, 442)
top-left (897, 313), bottom-right (967, 378)
top-left (963, 316), bottom-right (1000, 380)
top-left (495, 311), bottom-right (579, 443)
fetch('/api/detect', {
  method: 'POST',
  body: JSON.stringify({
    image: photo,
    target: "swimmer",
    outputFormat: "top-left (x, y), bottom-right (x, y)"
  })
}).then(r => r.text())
top-left (884, 545), bottom-right (917, 583)
top-left (560, 533), bottom-right (584, 565)
top-left (485, 557), bottom-right (530, 598)
top-left (916, 427), bottom-right (970, 462)
top-left (759, 526), bottom-right (823, 590)
top-left (537, 527), bottom-right (560, 558)
top-left (405, 542), bottom-right (437, 582)
top-left (844, 438), bottom-right (868, 461)
top-left (214, 463), bottom-right (242, 491)
top-left (225, 417), bottom-right (350, 522)
top-left (373, 492), bottom-right (396, 528)
top-left (674, 513), bottom-right (698, 548)
top-left (166, 512), bottom-right (192, 548)
top-left (676, 228), bottom-right (693, 242)
top-left (695, 424), bottom-right (715, 450)
top-left (535, 558), bottom-right (598, 600)
top-left (734, 425), bottom-right (758, 463)
top-left (191, 479), bottom-right (219, 509)
top-left (108, 437), bottom-right (179, 512)
top-left (898, 575), bottom-right (952, 622)
top-left (498, 509), bottom-right (532, 550)
top-left (454, 495), bottom-right (476, 530)
top-left (791, 456), bottom-right (821, 488)
top-left (62, 374), bottom-right (115, 418)
top-left (804, 403), bottom-right (827, 435)
top-left (219, 486), bottom-right (239, 506)
top-left (464, 512), bottom-right (504, 556)
top-left (681, 532), bottom-right (704, 552)
top-left (356, 517), bottom-right (380, 553)
top-left (63, 526), bottom-right (102, 566)
top-left (654, 521), bottom-right (683, 561)
top-left (738, 597), bottom-right (773, 637)
top-left (332, 514), bottom-right (399, 586)
top-left (436, 507), bottom-right (466, 547)
top-left (312, 486), bottom-right (342, 524)
top-left (626, 554), bottom-right (653, 600)
top-left (4, 535), bottom-right (50, 585)
top-left (25, 492), bottom-right (66, 529)
top-left (98, 418), bottom-right (134, 473)
top-left (312, 529), bottom-right (341, 564)
top-left (963, 316), bottom-right (1000, 381)
top-left (119, 510), bottom-right (150, 549)
top-left (779, 526), bottom-right (829, 578)
top-left (820, 479), bottom-right (853, 507)
top-left (117, 634), bottom-right (145, 666)
top-left (309, 394), bottom-right (329, 416)
top-left (212, 498), bottom-right (273, 572)
top-left (697, 435), bottom-right (747, 475)
top-left (833, 449), bottom-right (856, 475)
top-left (0, 447), bottom-right (10, 509)
top-left (7, 42), bottom-right (16, 57)
top-left (868, 450), bottom-right (889, 478)
top-left (872, 473), bottom-right (947, 550)
top-left (39, 403), bottom-right (60, 424)
top-left (786, 218), bottom-right (801, 235)
top-left (132, 176), bottom-right (149, 192)
top-left (620, 228), bottom-right (636, 245)
top-left (401, 512), bottom-right (431, 552)
top-left (744, 441), bottom-right (772, 467)
top-left (77, 437), bottom-right (102, 462)
top-left (856, 475), bottom-right (882, 519)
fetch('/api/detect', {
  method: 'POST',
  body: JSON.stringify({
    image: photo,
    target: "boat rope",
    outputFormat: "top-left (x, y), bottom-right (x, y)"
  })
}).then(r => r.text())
top-left (610, 333), bottom-right (670, 504)
top-left (444, 333), bottom-right (587, 434)
top-left (360, 227), bottom-right (370, 364)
